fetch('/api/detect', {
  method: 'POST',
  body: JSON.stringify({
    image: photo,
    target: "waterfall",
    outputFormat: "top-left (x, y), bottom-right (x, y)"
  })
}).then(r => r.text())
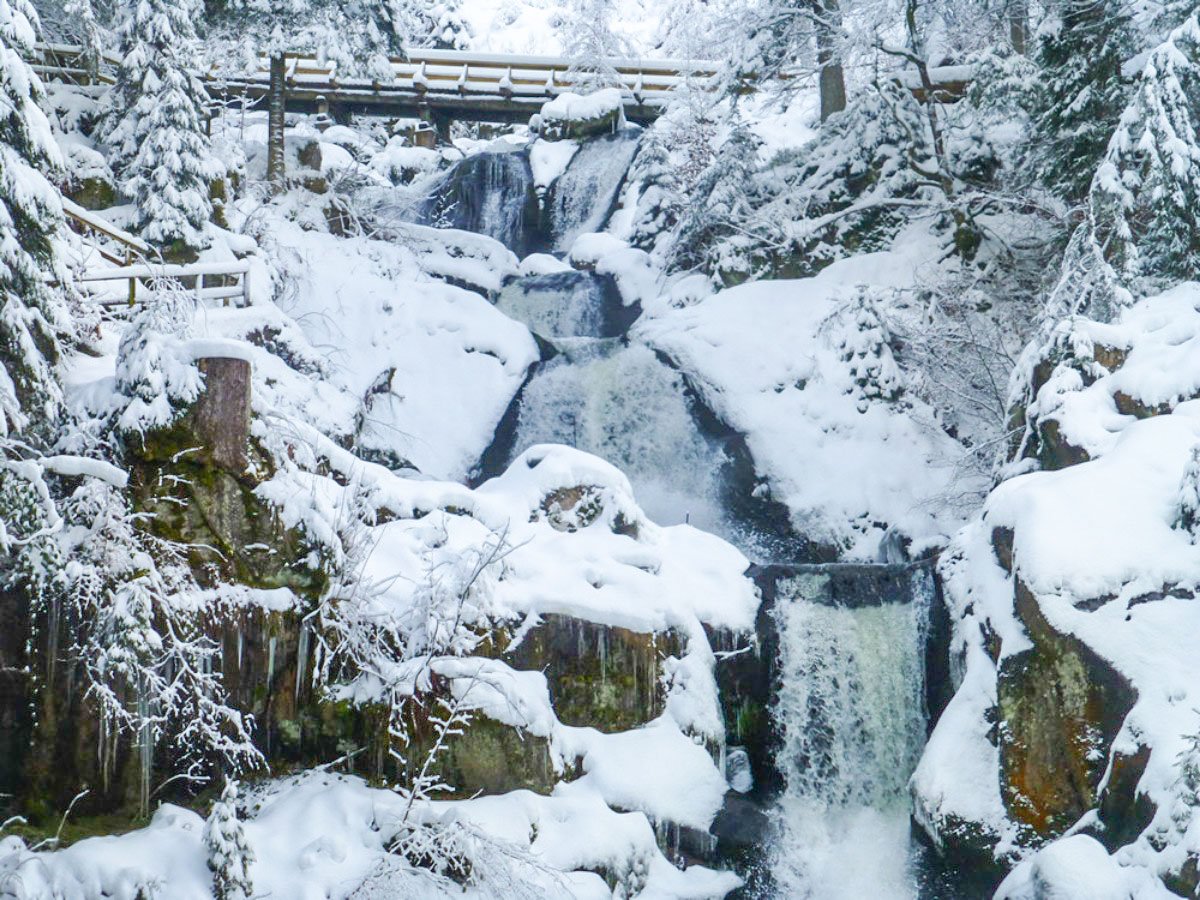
top-left (546, 130), bottom-right (641, 251)
top-left (418, 147), bottom-right (540, 256)
top-left (507, 340), bottom-right (734, 536)
top-left (495, 270), bottom-right (635, 339)
top-left (769, 565), bottom-right (933, 900)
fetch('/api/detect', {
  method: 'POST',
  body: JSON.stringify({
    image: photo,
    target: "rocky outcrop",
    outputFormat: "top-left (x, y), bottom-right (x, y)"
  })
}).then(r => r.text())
top-left (538, 90), bottom-right (626, 142)
top-left (125, 357), bottom-right (326, 597)
top-left (997, 581), bottom-right (1136, 837)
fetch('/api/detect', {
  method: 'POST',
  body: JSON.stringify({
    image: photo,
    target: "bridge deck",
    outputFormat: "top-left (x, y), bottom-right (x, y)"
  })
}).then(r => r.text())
top-left (35, 42), bottom-right (717, 124)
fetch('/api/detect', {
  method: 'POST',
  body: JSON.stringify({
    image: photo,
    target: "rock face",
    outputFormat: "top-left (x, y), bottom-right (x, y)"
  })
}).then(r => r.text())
top-left (126, 356), bottom-right (325, 596)
top-left (506, 615), bottom-right (680, 733)
top-left (418, 149), bottom-right (541, 256)
top-left (998, 581), bottom-right (1136, 837)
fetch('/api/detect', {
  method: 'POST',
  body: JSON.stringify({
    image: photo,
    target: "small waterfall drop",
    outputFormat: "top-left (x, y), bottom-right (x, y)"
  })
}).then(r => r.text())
top-left (418, 147), bottom-right (540, 255)
top-left (495, 270), bottom-right (636, 339)
top-left (509, 339), bottom-right (734, 537)
top-left (769, 565), bottom-right (934, 899)
top-left (546, 130), bottom-right (641, 250)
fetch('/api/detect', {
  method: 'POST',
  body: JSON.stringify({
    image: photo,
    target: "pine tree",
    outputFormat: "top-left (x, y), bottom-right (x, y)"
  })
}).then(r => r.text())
top-left (1178, 446), bottom-right (1200, 541)
top-left (0, 0), bottom-right (67, 440)
top-left (204, 778), bottom-right (255, 900)
top-left (837, 288), bottom-right (904, 413)
top-left (672, 123), bottom-right (762, 279)
top-left (413, 0), bottom-right (471, 50)
top-left (1043, 14), bottom-right (1200, 322)
top-left (64, 0), bottom-right (106, 80)
top-left (104, 0), bottom-right (219, 251)
top-left (1089, 14), bottom-right (1200, 292)
top-left (1031, 0), bottom-right (1135, 201)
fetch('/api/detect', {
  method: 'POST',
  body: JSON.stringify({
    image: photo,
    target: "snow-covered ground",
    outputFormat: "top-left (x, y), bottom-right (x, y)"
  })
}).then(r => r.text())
top-left (639, 229), bottom-right (973, 560)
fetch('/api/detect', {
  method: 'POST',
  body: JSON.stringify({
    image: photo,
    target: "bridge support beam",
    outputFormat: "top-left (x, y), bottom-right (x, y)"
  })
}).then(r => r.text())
top-left (419, 107), bottom-right (453, 144)
top-left (267, 54), bottom-right (287, 189)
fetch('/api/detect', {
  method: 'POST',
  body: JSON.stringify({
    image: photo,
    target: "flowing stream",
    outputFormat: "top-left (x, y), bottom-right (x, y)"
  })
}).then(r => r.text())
top-left (408, 133), bottom-right (983, 899)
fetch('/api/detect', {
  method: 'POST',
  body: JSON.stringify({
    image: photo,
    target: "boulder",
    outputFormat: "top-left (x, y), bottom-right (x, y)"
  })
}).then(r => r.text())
top-left (538, 89), bottom-right (627, 141)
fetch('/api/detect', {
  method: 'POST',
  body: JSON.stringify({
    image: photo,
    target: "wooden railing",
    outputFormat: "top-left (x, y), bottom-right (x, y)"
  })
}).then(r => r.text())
top-left (33, 42), bottom-right (717, 113)
top-left (75, 260), bottom-right (252, 307)
top-left (61, 201), bottom-right (250, 307)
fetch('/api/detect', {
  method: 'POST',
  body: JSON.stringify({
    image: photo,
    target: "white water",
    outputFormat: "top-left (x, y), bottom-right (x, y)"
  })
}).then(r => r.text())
top-left (495, 272), bottom-right (613, 339)
top-left (548, 131), bottom-right (641, 250)
top-left (510, 340), bottom-right (734, 536)
top-left (771, 570), bottom-right (933, 899)
top-left (419, 147), bottom-right (537, 254)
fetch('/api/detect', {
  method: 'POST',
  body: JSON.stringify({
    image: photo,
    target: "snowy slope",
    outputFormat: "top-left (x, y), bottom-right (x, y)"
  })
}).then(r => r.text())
top-left (639, 233), bottom-right (972, 560)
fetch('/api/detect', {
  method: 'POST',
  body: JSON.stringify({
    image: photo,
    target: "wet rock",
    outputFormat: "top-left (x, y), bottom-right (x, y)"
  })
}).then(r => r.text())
top-left (1097, 744), bottom-right (1155, 851)
top-left (503, 614), bottom-right (682, 734)
top-left (125, 357), bottom-right (325, 597)
top-left (66, 175), bottom-right (117, 210)
top-left (997, 580), bottom-right (1137, 838)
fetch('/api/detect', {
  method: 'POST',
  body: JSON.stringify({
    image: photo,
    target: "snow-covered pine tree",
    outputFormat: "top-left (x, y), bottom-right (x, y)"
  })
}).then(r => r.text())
top-left (671, 122), bottom-right (762, 280)
top-left (559, 0), bottom-right (627, 92)
top-left (837, 287), bottom-right (904, 413)
top-left (1087, 14), bottom-right (1200, 294)
top-left (1031, 0), bottom-right (1134, 201)
top-left (204, 778), bottom-right (255, 900)
top-left (1178, 446), bottom-right (1200, 541)
top-left (1040, 14), bottom-right (1200, 323)
top-left (104, 0), bottom-right (218, 252)
top-left (413, 0), bottom-right (471, 50)
top-left (0, 0), bottom-right (67, 441)
top-left (64, 0), bottom-right (106, 81)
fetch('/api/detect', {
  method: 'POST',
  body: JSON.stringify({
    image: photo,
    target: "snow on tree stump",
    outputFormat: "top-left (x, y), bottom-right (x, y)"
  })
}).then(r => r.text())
top-left (538, 89), bottom-right (626, 141)
top-left (193, 356), bottom-right (251, 472)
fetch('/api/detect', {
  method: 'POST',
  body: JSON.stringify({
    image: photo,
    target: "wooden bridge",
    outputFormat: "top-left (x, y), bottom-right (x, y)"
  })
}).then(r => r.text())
top-left (33, 42), bottom-right (717, 127)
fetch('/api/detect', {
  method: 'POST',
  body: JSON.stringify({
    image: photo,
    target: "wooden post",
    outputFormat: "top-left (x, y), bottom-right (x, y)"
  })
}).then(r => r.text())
top-left (126, 250), bottom-right (136, 306)
top-left (267, 54), bottom-right (287, 190)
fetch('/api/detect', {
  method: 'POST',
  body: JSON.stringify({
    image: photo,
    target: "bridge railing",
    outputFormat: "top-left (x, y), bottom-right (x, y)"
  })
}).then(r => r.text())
top-left (61, 200), bottom-right (251, 306)
top-left (33, 41), bottom-right (717, 106)
top-left (205, 50), bottom-right (720, 109)
top-left (75, 260), bottom-right (252, 307)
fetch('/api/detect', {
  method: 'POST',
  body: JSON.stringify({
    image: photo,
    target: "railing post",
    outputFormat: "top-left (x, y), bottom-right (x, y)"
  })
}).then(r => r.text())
top-left (127, 250), bottom-right (136, 306)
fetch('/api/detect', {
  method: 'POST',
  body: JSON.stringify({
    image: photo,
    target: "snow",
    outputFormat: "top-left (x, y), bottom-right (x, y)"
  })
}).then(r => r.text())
top-left (541, 89), bottom-right (626, 125)
top-left (915, 282), bottom-right (1200, 885)
top-left (639, 232), bottom-right (971, 560)
top-left (995, 835), bottom-right (1173, 900)
top-left (246, 215), bottom-right (536, 480)
top-left (529, 137), bottom-right (579, 191)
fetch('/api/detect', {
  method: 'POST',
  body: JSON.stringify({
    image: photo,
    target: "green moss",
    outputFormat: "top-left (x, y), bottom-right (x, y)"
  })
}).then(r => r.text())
top-left (4, 812), bottom-right (145, 848)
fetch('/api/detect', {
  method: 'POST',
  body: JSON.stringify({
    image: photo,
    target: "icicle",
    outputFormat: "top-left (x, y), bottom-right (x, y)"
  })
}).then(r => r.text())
top-left (237, 628), bottom-right (244, 671)
top-left (267, 635), bottom-right (277, 683)
top-left (137, 673), bottom-right (152, 818)
top-left (295, 621), bottom-right (310, 704)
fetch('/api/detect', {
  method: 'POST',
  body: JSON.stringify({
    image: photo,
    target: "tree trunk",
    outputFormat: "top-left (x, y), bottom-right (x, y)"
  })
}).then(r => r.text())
top-left (267, 54), bottom-right (287, 189)
top-left (1009, 0), bottom-right (1029, 55)
top-left (813, 0), bottom-right (847, 120)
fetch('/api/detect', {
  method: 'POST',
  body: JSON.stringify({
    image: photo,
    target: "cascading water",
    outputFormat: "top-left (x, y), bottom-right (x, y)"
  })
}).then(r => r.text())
top-left (407, 132), bottom-right (977, 896)
top-left (507, 339), bottom-right (736, 536)
top-left (546, 129), bottom-right (642, 250)
top-left (768, 566), bottom-right (935, 900)
top-left (417, 146), bottom-right (540, 255)
top-left (494, 270), bottom-right (638, 339)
